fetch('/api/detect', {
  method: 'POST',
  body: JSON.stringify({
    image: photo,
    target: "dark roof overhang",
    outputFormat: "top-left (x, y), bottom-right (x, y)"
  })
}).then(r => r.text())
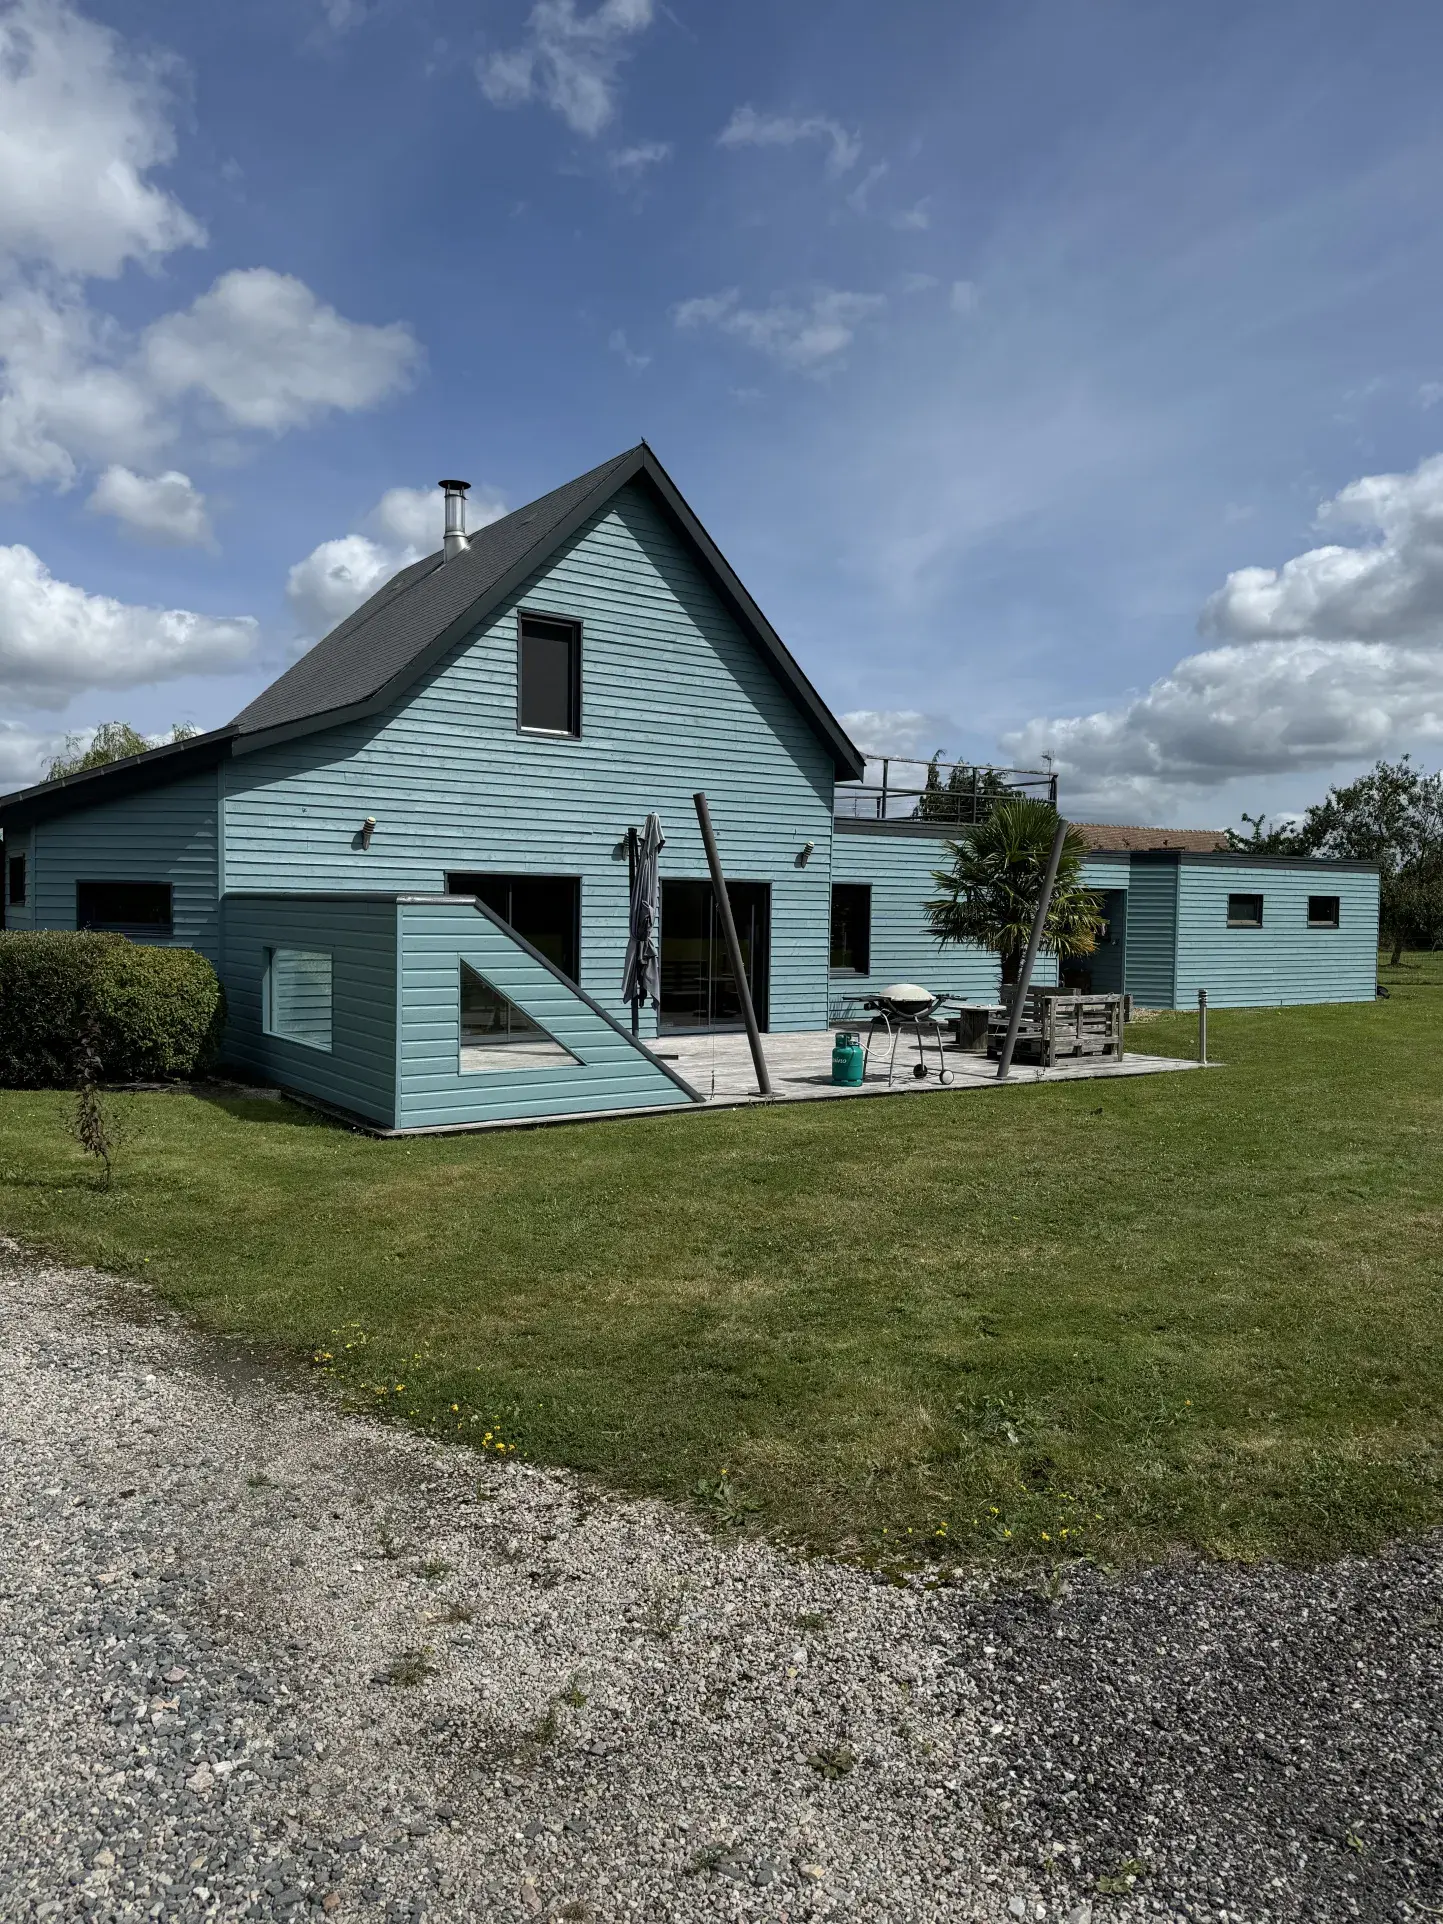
top-left (0, 725), bottom-right (235, 831)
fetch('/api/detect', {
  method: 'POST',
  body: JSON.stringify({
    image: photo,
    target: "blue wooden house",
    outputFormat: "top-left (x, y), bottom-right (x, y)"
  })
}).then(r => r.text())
top-left (0, 445), bottom-right (1380, 1131)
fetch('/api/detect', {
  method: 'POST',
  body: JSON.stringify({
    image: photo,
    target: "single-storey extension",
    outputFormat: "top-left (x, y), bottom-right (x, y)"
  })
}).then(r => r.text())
top-left (0, 445), bottom-right (1379, 1131)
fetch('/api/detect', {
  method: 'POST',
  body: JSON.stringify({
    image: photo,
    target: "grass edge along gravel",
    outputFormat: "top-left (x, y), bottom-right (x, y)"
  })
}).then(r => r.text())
top-left (0, 952), bottom-right (1439, 1573)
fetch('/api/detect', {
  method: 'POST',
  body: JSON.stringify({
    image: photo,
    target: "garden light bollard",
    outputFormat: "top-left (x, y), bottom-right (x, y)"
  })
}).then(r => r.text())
top-left (995, 815), bottom-right (1069, 1082)
top-left (1198, 987), bottom-right (1208, 1066)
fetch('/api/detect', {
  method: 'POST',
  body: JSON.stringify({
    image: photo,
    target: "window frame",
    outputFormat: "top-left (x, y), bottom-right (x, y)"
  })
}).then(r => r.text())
top-left (6, 853), bottom-right (25, 907)
top-left (1225, 892), bottom-right (1265, 929)
top-left (263, 946), bottom-right (334, 1053)
top-left (1307, 894), bottom-right (1341, 929)
top-left (829, 882), bottom-right (872, 975)
top-left (516, 608), bottom-right (582, 740)
top-left (75, 879), bottom-right (173, 936)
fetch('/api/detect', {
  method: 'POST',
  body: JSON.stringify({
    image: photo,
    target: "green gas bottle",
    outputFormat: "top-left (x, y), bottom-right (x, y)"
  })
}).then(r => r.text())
top-left (831, 1031), bottom-right (864, 1086)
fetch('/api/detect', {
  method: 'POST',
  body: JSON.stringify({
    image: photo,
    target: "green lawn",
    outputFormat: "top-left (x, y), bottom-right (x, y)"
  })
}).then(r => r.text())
top-left (1, 954), bottom-right (1439, 1570)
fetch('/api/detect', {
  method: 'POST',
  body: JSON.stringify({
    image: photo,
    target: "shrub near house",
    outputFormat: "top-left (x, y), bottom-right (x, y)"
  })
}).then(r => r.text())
top-left (0, 932), bottom-right (224, 1088)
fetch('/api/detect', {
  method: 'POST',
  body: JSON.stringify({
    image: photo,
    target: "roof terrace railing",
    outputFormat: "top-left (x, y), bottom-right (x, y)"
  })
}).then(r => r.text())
top-left (834, 755), bottom-right (1059, 826)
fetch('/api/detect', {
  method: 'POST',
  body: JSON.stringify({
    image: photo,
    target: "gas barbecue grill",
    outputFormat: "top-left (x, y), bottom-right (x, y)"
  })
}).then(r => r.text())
top-left (860, 983), bottom-right (958, 1085)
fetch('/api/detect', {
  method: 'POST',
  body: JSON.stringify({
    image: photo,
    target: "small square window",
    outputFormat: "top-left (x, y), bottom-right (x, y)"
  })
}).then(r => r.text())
top-left (76, 880), bottom-right (172, 935)
top-left (1307, 895), bottom-right (1341, 928)
top-left (1226, 893), bottom-right (1264, 928)
top-left (830, 883), bottom-right (871, 973)
top-left (266, 949), bottom-right (333, 1051)
top-left (6, 854), bottom-right (25, 907)
top-left (518, 612), bottom-right (580, 736)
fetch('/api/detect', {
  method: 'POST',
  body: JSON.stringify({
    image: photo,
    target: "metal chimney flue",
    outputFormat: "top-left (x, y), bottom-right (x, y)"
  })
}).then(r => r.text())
top-left (439, 478), bottom-right (471, 560)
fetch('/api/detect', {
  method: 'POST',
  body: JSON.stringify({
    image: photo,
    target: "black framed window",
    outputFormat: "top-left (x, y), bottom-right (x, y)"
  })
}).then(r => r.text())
top-left (448, 872), bottom-right (581, 983)
top-left (76, 880), bottom-right (173, 936)
top-left (1307, 895), bottom-right (1341, 928)
top-left (518, 612), bottom-right (580, 736)
top-left (7, 854), bottom-right (24, 906)
top-left (830, 883), bottom-right (871, 973)
top-left (1226, 892), bottom-right (1264, 929)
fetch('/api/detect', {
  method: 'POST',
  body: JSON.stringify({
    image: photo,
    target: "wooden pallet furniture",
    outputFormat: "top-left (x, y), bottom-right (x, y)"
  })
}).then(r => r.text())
top-left (986, 988), bottom-right (1126, 1068)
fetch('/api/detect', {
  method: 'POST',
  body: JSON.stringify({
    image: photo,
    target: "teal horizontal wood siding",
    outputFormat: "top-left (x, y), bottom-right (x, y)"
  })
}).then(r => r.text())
top-left (221, 894), bottom-right (398, 1125)
top-left (396, 897), bottom-right (698, 1128)
top-left (1174, 858), bottom-right (1379, 1007)
top-left (223, 483), bottom-right (834, 1033)
top-left (21, 772), bottom-right (219, 958)
top-left (828, 826), bottom-right (1116, 1005)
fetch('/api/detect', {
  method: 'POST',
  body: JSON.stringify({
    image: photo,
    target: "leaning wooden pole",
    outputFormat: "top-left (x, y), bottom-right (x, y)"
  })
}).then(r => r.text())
top-left (693, 791), bottom-right (773, 1097)
top-left (995, 816), bottom-right (1069, 1082)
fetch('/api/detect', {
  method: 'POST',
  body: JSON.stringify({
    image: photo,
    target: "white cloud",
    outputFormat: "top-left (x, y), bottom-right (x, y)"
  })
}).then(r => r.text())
top-left (845, 161), bottom-right (888, 215)
top-left (839, 709), bottom-right (952, 757)
top-left (0, 541), bottom-right (256, 705)
top-left (479, 0), bottom-right (654, 138)
top-left (0, 5), bottom-right (419, 496)
top-left (87, 464), bottom-right (212, 546)
top-left (142, 269), bottom-right (419, 435)
top-left (0, 717), bottom-right (64, 789)
top-left (718, 105), bottom-right (861, 178)
top-left (890, 199), bottom-right (931, 232)
top-left (0, 0), bottom-right (203, 279)
top-left (949, 279), bottom-right (980, 316)
top-left (287, 480), bottom-right (508, 639)
top-left (608, 139), bottom-right (670, 179)
top-left (1001, 451), bottom-right (1443, 813)
top-left (607, 326), bottom-right (649, 371)
top-left (673, 286), bottom-right (884, 374)
top-left (901, 272), bottom-right (939, 295)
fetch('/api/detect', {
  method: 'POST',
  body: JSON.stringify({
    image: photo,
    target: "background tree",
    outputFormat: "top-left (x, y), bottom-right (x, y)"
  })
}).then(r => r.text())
top-left (914, 755), bottom-right (1012, 825)
top-left (1231, 757), bottom-right (1443, 964)
top-left (47, 721), bottom-right (198, 782)
top-left (925, 798), bottom-right (1103, 984)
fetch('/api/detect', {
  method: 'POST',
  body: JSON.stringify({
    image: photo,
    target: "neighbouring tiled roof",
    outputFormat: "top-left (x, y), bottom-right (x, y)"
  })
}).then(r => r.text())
top-left (1074, 823), bottom-right (1230, 852)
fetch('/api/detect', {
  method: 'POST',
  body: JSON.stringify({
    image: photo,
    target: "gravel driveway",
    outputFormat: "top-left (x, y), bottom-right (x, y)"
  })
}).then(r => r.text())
top-left (1, 1237), bottom-right (1439, 1924)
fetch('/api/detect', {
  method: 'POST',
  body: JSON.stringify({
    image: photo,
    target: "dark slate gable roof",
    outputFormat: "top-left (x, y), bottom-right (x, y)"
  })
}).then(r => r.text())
top-left (0, 443), bottom-right (863, 827)
top-left (230, 447), bottom-right (638, 738)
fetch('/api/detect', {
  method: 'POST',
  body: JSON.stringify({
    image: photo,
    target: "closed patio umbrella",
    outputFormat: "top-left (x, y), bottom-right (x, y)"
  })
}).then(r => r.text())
top-left (621, 811), bottom-right (665, 1033)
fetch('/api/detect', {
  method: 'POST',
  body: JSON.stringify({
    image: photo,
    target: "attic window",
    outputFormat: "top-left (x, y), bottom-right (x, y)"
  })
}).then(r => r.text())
top-left (1308, 895), bottom-right (1341, 928)
top-left (518, 612), bottom-right (581, 737)
top-left (1226, 893), bottom-right (1264, 929)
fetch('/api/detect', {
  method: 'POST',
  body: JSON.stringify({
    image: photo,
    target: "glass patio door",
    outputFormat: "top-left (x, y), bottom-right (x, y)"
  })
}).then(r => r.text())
top-left (658, 879), bottom-right (770, 1032)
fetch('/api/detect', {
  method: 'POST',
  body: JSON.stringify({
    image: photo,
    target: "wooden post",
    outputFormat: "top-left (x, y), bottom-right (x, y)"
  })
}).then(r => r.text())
top-left (693, 792), bottom-right (772, 1097)
top-left (1198, 986), bottom-right (1208, 1066)
top-left (627, 824), bottom-right (640, 1037)
top-left (996, 817), bottom-right (1069, 1082)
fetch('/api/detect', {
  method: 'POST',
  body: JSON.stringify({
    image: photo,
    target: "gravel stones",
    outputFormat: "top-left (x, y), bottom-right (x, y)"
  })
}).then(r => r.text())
top-left (2, 1235), bottom-right (1440, 1922)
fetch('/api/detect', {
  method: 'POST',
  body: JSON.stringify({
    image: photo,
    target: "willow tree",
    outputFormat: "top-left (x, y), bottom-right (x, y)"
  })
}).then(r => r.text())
top-left (924, 798), bottom-right (1103, 985)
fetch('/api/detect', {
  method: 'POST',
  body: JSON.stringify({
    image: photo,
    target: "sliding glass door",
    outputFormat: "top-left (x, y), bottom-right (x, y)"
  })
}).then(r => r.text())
top-left (658, 879), bottom-right (770, 1033)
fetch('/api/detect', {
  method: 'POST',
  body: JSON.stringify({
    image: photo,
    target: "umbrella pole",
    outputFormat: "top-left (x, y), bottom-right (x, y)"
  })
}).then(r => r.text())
top-left (627, 825), bottom-right (640, 1037)
top-left (693, 792), bottom-right (772, 1097)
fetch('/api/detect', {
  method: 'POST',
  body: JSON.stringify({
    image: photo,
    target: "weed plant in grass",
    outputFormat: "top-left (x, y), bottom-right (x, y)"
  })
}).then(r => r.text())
top-left (0, 955), bottom-right (1439, 1569)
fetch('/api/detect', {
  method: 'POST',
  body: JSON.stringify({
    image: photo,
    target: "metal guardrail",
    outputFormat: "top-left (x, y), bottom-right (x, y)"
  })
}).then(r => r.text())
top-left (834, 756), bottom-right (1059, 824)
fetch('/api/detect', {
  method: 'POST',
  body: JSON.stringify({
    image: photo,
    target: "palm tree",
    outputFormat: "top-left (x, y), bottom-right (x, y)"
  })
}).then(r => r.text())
top-left (924, 798), bottom-right (1103, 985)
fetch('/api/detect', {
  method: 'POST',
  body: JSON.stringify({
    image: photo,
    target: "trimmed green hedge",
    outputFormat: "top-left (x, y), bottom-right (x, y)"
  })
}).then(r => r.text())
top-left (0, 931), bottom-right (225, 1088)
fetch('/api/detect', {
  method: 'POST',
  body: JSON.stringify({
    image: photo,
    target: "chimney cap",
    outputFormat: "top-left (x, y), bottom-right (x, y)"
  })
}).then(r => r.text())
top-left (438, 477), bottom-right (471, 492)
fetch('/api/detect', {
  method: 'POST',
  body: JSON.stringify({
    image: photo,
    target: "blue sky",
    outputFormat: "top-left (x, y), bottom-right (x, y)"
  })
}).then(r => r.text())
top-left (5, 0), bottom-right (1443, 824)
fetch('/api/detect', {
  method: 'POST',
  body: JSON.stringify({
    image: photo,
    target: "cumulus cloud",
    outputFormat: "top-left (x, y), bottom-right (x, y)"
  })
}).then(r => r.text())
top-left (607, 327), bottom-right (649, 371)
top-left (0, 541), bottom-right (257, 705)
top-left (0, 2), bottom-right (419, 496)
top-left (718, 105), bottom-right (861, 178)
top-left (0, 718), bottom-right (64, 789)
top-left (839, 709), bottom-right (952, 758)
top-left (0, 0), bottom-right (203, 279)
top-left (673, 286), bottom-right (884, 374)
top-left (141, 268), bottom-right (419, 435)
top-left (890, 199), bottom-right (931, 232)
top-left (86, 464), bottom-right (212, 546)
top-left (287, 481), bottom-right (508, 640)
top-left (1001, 451), bottom-right (1443, 814)
top-left (479, 0), bottom-right (653, 138)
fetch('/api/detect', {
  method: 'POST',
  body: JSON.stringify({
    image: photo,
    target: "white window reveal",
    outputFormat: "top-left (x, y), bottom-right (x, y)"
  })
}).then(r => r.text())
top-left (266, 949), bottom-right (333, 1052)
top-left (459, 961), bottom-right (581, 1074)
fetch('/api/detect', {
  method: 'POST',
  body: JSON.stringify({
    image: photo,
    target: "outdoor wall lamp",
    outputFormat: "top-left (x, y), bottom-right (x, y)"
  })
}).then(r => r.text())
top-left (360, 816), bottom-right (377, 850)
top-left (798, 839), bottom-right (816, 866)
